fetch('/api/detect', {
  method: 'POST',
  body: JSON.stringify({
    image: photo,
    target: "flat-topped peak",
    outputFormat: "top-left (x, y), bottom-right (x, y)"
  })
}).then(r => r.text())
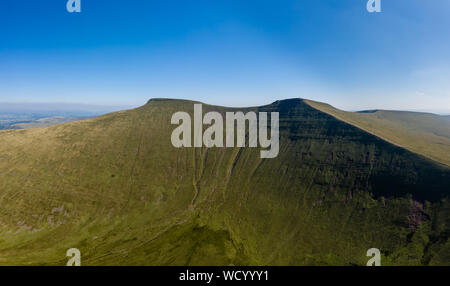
top-left (146, 98), bottom-right (202, 104)
top-left (145, 97), bottom-right (304, 109)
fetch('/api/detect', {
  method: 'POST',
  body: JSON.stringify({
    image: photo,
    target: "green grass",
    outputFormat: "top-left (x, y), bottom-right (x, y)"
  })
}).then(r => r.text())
top-left (305, 99), bottom-right (450, 167)
top-left (0, 98), bottom-right (448, 265)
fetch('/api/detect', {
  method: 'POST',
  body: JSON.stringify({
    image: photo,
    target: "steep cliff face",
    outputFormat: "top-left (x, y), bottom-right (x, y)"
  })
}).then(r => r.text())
top-left (0, 98), bottom-right (448, 265)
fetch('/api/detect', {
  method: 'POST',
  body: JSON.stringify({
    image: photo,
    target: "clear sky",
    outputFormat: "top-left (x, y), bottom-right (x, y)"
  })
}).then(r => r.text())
top-left (1, 0), bottom-right (449, 113)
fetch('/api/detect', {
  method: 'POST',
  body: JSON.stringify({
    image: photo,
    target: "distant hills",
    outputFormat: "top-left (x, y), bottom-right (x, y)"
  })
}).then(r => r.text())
top-left (0, 98), bottom-right (448, 265)
top-left (306, 100), bottom-right (450, 167)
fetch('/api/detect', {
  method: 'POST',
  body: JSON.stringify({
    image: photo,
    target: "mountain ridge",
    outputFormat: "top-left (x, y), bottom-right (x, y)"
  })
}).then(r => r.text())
top-left (305, 99), bottom-right (450, 167)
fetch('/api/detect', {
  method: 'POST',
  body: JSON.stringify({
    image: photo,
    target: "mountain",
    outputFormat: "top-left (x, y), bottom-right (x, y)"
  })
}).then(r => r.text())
top-left (305, 100), bottom-right (450, 167)
top-left (0, 98), bottom-right (448, 266)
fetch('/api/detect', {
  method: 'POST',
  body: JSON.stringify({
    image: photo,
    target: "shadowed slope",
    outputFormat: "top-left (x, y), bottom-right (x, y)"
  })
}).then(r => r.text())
top-left (305, 99), bottom-right (450, 167)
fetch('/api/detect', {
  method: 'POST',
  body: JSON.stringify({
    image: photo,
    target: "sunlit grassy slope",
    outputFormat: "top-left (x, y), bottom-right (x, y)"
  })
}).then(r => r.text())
top-left (305, 100), bottom-right (450, 167)
top-left (0, 98), bottom-right (448, 266)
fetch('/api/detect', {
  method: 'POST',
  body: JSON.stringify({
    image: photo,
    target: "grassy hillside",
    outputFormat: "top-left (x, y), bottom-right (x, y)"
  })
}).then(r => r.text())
top-left (0, 98), bottom-right (448, 265)
top-left (305, 100), bottom-right (450, 167)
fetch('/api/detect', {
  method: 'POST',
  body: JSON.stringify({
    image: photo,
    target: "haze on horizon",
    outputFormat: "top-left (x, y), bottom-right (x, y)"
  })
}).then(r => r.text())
top-left (1, 0), bottom-right (449, 114)
top-left (0, 101), bottom-right (135, 113)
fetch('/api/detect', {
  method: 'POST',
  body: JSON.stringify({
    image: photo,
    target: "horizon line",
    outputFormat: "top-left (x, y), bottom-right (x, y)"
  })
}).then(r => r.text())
top-left (1, 98), bottom-right (449, 116)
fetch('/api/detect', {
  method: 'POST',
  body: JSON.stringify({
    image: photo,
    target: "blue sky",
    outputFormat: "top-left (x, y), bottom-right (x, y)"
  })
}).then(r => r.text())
top-left (1, 0), bottom-right (449, 113)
